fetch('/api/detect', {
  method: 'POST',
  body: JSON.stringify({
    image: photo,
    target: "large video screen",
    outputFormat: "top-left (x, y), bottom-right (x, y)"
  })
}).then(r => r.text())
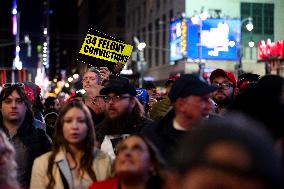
top-left (187, 18), bottom-right (241, 60)
top-left (170, 19), bottom-right (187, 63)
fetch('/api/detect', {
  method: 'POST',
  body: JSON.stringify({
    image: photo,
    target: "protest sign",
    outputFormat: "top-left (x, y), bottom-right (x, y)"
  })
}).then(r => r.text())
top-left (78, 29), bottom-right (133, 73)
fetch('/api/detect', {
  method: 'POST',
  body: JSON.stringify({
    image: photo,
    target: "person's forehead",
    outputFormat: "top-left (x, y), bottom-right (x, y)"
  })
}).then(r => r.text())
top-left (65, 107), bottom-right (84, 116)
top-left (6, 90), bottom-right (22, 99)
top-left (107, 92), bottom-right (121, 96)
top-left (184, 93), bottom-right (210, 99)
top-left (84, 71), bottom-right (98, 78)
top-left (212, 76), bottom-right (231, 83)
top-left (123, 136), bottom-right (147, 147)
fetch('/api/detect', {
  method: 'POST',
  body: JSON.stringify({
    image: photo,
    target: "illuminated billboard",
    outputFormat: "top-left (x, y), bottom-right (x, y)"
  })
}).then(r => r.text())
top-left (170, 19), bottom-right (188, 63)
top-left (187, 18), bottom-right (241, 60)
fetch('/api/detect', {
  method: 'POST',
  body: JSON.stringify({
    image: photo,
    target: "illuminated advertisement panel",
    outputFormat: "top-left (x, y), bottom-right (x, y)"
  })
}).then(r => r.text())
top-left (170, 19), bottom-right (187, 63)
top-left (187, 18), bottom-right (241, 60)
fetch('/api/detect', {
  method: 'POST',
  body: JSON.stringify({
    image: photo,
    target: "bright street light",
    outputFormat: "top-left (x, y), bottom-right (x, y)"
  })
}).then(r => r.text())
top-left (241, 17), bottom-right (254, 32)
top-left (248, 41), bottom-right (255, 48)
top-left (133, 36), bottom-right (146, 87)
top-left (68, 77), bottom-right (73, 82)
top-left (246, 22), bottom-right (253, 32)
top-left (137, 42), bottom-right (146, 51)
top-left (73, 73), bottom-right (79, 79)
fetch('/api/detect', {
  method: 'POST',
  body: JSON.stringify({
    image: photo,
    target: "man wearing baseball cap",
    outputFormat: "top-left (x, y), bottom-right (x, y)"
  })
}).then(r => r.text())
top-left (210, 68), bottom-right (238, 114)
top-left (97, 76), bottom-right (153, 159)
top-left (142, 74), bottom-right (218, 166)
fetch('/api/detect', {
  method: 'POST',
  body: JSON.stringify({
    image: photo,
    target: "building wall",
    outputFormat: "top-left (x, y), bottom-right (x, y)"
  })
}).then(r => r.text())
top-left (185, 0), bottom-right (283, 76)
top-left (125, 0), bottom-right (185, 82)
top-left (186, 0), bottom-right (240, 18)
top-left (126, 0), bottom-right (283, 83)
top-left (274, 0), bottom-right (284, 41)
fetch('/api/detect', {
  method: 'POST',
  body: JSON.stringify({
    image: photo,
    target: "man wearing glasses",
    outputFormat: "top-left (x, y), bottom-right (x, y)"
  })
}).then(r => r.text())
top-left (96, 76), bottom-right (153, 159)
top-left (0, 83), bottom-right (51, 188)
top-left (210, 69), bottom-right (238, 114)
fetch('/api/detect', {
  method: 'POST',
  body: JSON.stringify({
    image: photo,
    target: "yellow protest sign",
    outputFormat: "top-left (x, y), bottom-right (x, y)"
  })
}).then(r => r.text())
top-left (79, 33), bottom-right (133, 65)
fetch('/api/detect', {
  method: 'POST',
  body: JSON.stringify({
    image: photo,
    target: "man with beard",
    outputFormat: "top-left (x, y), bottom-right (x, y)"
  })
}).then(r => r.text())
top-left (97, 76), bottom-right (153, 159)
top-left (0, 83), bottom-right (51, 188)
top-left (210, 69), bottom-right (238, 114)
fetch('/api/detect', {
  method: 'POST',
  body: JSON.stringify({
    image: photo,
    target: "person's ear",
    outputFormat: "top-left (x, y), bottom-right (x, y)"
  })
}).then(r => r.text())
top-left (175, 98), bottom-right (186, 112)
top-left (129, 97), bottom-right (136, 109)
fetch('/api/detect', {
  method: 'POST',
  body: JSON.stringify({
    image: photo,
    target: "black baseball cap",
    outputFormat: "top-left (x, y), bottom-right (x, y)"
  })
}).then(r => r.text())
top-left (100, 76), bottom-right (137, 96)
top-left (169, 74), bottom-right (218, 102)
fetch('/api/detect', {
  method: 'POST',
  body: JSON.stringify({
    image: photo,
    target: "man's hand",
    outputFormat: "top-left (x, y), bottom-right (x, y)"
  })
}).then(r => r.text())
top-left (100, 67), bottom-right (110, 84)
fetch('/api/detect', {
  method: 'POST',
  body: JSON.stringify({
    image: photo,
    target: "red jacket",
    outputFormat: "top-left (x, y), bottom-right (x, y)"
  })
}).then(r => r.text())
top-left (89, 178), bottom-right (118, 189)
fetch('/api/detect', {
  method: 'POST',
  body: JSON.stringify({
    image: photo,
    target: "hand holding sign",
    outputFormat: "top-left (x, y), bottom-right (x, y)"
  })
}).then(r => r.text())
top-left (78, 29), bottom-right (133, 73)
top-left (99, 67), bottom-right (110, 83)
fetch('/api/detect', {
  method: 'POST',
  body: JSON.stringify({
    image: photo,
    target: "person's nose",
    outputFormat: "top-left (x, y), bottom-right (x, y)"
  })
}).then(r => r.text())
top-left (124, 148), bottom-right (132, 157)
top-left (70, 120), bottom-right (79, 129)
top-left (108, 97), bottom-right (115, 104)
top-left (11, 100), bottom-right (17, 108)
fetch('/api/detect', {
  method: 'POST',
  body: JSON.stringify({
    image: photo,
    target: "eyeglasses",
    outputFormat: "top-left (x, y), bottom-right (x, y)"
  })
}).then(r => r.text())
top-left (3, 83), bottom-right (24, 89)
top-left (92, 95), bottom-right (108, 104)
top-left (105, 95), bottom-right (132, 103)
top-left (212, 82), bottom-right (233, 90)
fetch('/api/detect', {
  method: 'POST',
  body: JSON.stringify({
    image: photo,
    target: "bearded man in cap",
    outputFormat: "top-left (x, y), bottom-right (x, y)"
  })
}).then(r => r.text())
top-left (97, 76), bottom-right (153, 159)
top-left (210, 69), bottom-right (238, 114)
top-left (142, 74), bottom-right (218, 166)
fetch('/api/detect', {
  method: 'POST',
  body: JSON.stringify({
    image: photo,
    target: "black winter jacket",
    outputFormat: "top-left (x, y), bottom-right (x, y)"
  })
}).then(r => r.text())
top-left (142, 109), bottom-right (186, 167)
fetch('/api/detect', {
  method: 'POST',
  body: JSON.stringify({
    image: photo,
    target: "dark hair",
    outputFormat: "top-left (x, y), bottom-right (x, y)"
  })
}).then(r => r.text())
top-left (0, 130), bottom-right (20, 189)
top-left (230, 75), bottom-right (284, 139)
top-left (0, 85), bottom-right (34, 127)
top-left (46, 101), bottom-right (97, 189)
top-left (174, 113), bottom-right (282, 189)
top-left (44, 97), bottom-right (57, 110)
top-left (116, 134), bottom-right (166, 189)
top-left (145, 82), bottom-right (156, 90)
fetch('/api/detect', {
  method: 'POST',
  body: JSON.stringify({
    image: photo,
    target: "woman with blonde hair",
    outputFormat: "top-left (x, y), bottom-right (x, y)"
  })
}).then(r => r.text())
top-left (30, 101), bottom-right (112, 189)
top-left (0, 130), bottom-right (20, 189)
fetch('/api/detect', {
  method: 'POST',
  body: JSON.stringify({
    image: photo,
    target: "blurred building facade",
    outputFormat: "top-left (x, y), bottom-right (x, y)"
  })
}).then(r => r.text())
top-left (125, 0), bottom-right (185, 84)
top-left (125, 0), bottom-right (284, 84)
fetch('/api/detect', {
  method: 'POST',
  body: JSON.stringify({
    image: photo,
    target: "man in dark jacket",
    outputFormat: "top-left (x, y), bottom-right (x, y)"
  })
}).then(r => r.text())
top-left (0, 83), bottom-right (51, 189)
top-left (97, 76), bottom-right (153, 159)
top-left (142, 74), bottom-right (218, 167)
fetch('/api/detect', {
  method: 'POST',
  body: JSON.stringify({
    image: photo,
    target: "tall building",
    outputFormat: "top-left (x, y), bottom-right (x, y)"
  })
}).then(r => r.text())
top-left (185, 0), bottom-right (284, 76)
top-left (125, 0), bottom-right (284, 83)
top-left (125, 0), bottom-right (185, 84)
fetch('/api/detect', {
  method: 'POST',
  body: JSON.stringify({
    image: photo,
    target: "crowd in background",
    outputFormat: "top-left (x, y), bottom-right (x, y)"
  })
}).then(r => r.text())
top-left (0, 66), bottom-right (283, 189)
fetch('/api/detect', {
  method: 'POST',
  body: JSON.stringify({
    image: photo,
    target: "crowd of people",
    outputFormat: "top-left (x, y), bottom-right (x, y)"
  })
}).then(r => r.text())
top-left (0, 66), bottom-right (283, 189)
